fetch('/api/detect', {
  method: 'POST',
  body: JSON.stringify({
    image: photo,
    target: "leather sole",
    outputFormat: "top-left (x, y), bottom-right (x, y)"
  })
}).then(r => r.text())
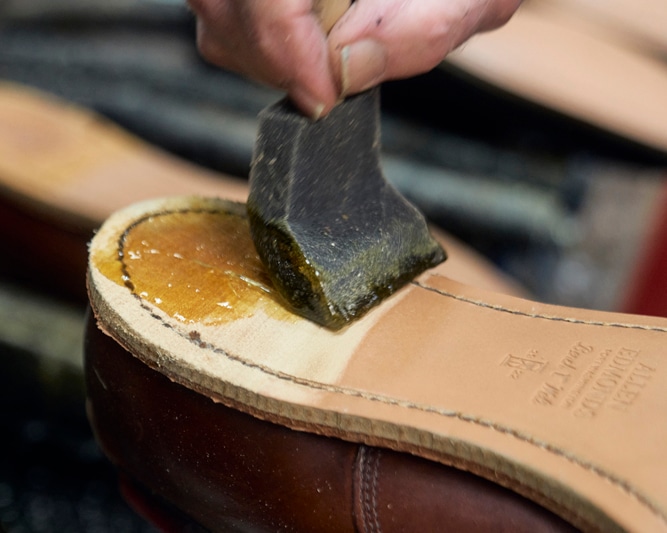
top-left (448, 0), bottom-right (667, 155)
top-left (0, 81), bottom-right (521, 301)
top-left (85, 309), bottom-right (576, 532)
top-left (87, 196), bottom-right (667, 532)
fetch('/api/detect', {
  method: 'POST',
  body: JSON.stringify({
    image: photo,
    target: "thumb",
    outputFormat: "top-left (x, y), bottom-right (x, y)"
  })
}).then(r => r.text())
top-left (328, 0), bottom-right (520, 96)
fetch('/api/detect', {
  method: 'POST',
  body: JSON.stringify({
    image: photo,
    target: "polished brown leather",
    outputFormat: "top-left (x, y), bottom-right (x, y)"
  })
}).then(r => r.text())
top-left (85, 315), bottom-right (577, 532)
top-left (87, 196), bottom-right (667, 532)
top-left (0, 194), bottom-right (92, 301)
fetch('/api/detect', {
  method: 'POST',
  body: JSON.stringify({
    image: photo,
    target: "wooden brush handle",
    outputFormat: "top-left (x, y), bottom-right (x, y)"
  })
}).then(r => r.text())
top-left (313, 0), bottom-right (351, 33)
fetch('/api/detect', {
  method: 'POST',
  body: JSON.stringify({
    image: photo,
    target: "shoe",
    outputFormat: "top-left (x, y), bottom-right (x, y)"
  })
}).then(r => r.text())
top-left (0, 81), bottom-right (246, 300)
top-left (447, 0), bottom-right (667, 155)
top-left (85, 311), bottom-right (576, 532)
top-left (86, 196), bottom-right (667, 532)
top-left (0, 81), bottom-right (519, 301)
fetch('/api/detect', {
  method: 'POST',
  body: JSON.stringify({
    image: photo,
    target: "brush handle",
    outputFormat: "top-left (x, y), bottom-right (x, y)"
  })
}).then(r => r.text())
top-left (313, 0), bottom-right (351, 33)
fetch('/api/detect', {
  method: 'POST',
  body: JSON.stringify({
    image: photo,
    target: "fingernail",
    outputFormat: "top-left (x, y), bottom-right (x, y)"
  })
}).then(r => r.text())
top-left (289, 86), bottom-right (328, 120)
top-left (311, 103), bottom-right (326, 121)
top-left (340, 39), bottom-right (387, 97)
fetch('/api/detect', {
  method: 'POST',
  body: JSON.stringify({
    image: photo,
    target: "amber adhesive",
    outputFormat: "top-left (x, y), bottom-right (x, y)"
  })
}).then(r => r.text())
top-left (94, 208), bottom-right (296, 325)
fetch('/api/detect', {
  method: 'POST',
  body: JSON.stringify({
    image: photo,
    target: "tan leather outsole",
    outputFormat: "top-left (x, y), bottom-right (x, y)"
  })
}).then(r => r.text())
top-left (0, 81), bottom-right (523, 299)
top-left (448, 0), bottom-right (667, 155)
top-left (88, 196), bottom-right (667, 533)
top-left (85, 310), bottom-right (579, 532)
top-left (0, 82), bottom-right (247, 229)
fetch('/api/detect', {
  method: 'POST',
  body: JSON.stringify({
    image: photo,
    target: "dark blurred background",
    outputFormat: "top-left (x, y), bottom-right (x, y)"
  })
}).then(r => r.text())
top-left (1, 0), bottom-right (666, 530)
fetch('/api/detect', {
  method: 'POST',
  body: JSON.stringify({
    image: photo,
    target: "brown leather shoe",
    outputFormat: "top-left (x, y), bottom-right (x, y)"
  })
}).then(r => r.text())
top-left (0, 81), bottom-right (519, 302)
top-left (0, 81), bottom-right (246, 301)
top-left (87, 196), bottom-right (667, 532)
top-left (85, 312), bottom-right (576, 532)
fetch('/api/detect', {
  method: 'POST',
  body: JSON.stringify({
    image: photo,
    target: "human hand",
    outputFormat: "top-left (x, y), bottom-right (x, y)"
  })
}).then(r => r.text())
top-left (188, 0), bottom-right (521, 118)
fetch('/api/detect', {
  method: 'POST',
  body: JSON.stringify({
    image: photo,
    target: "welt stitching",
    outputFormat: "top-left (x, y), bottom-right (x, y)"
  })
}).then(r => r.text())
top-left (416, 275), bottom-right (667, 334)
top-left (114, 208), bottom-right (667, 524)
top-left (370, 450), bottom-right (383, 533)
top-left (352, 446), bottom-right (362, 533)
top-left (359, 447), bottom-right (372, 533)
top-left (359, 447), bottom-right (382, 533)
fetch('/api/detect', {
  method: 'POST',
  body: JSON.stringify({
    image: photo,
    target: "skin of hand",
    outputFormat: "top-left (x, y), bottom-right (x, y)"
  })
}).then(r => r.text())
top-left (188, 0), bottom-right (522, 119)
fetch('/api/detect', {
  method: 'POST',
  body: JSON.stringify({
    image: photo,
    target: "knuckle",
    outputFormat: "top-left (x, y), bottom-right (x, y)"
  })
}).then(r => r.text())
top-left (195, 28), bottom-right (227, 65)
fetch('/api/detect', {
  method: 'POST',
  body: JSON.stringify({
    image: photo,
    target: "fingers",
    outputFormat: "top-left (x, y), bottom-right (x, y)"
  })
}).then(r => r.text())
top-left (328, 0), bottom-right (522, 96)
top-left (188, 0), bottom-right (522, 117)
top-left (189, 0), bottom-right (340, 118)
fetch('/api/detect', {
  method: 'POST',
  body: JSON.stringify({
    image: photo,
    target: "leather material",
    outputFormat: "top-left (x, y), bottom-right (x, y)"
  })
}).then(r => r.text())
top-left (0, 81), bottom-right (522, 303)
top-left (87, 196), bottom-right (667, 532)
top-left (0, 194), bottom-right (91, 302)
top-left (85, 315), bottom-right (576, 532)
top-left (447, 0), bottom-right (667, 154)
